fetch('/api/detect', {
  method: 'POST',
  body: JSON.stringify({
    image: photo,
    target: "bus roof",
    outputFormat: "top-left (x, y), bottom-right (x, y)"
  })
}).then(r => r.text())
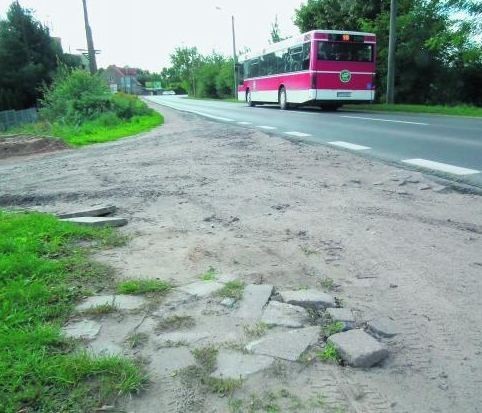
top-left (240, 29), bottom-right (376, 62)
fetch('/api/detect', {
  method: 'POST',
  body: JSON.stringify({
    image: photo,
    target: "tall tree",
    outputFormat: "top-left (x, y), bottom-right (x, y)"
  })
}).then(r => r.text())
top-left (169, 47), bottom-right (202, 96)
top-left (0, 1), bottom-right (62, 110)
top-left (270, 15), bottom-right (286, 44)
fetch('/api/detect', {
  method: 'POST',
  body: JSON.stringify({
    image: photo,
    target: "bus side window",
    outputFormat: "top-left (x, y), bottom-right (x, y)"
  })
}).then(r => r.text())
top-left (250, 58), bottom-right (259, 78)
top-left (302, 42), bottom-right (311, 70)
top-left (265, 53), bottom-right (275, 75)
top-left (238, 63), bottom-right (245, 85)
top-left (289, 46), bottom-right (303, 72)
top-left (282, 49), bottom-right (290, 73)
top-left (275, 50), bottom-right (284, 74)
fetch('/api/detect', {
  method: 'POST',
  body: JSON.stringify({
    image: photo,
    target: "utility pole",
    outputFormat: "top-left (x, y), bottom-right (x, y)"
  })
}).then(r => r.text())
top-left (386, 0), bottom-right (397, 103)
top-left (231, 15), bottom-right (238, 100)
top-left (82, 0), bottom-right (97, 74)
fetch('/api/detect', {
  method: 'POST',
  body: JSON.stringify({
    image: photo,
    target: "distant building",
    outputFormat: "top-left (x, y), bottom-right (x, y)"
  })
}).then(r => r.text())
top-left (102, 65), bottom-right (144, 95)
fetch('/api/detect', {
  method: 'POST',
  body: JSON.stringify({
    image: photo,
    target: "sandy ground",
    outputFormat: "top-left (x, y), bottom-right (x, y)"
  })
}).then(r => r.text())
top-left (1, 103), bottom-right (481, 413)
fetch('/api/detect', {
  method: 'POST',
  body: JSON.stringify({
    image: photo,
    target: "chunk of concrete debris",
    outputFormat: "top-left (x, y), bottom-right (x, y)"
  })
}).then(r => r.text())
top-left (246, 326), bottom-right (320, 361)
top-left (279, 289), bottom-right (335, 309)
top-left (326, 308), bottom-right (355, 331)
top-left (328, 329), bottom-right (388, 367)
top-left (220, 297), bottom-right (236, 308)
top-left (418, 184), bottom-right (431, 190)
top-left (63, 320), bottom-right (101, 340)
top-left (76, 295), bottom-right (114, 312)
top-left (177, 281), bottom-right (224, 298)
top-left (367, 317), bottom-right (398, 338)
top-left (236, 284), bottom-right (273, 320)
top-left (149, 347), bottom-right (196, 376)
top-left (57, 205), bottom-right (117, 219)
top-left (261, 301), bottom-right (308, 328)
top-left (114, 294), bottom-right (147, 310)
top-left (211, 350), bottom-right (274, 379)
top-left (60, 216), bottom-right (127, 227)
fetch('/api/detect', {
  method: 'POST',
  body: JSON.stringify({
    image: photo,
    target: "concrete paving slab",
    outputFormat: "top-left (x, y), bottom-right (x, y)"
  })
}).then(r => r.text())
top-left (236, 284), bottom-right (273, 320)
top-left (177, 281), bottom-right (224, 298)
top-left (279, 289), bottom-right (335, 309)
top-left (327, 307), bottom-right (356, 330)
top-left (76, 295), bottom-right (115, 312)
top-left (114, 294), bottom-right (147, 310)
top-left (149, 347), bottom-right (196, 377)
top-left (367, 317), bottom-right (398, 338)
top-left (261, 301), bottom-right (308, 328)
top-left (246, 326), bottom-right (320, 361)
top-left (63, 320), bottom-right (101, 340)
top-left (60, 216), bottom-right (127, 227)
top-left (57, 205), bottom-right (117, 219)
top-left (211, 350), bottom-right (274, 379)
top-left (328, 329), bottom-right (388, 367)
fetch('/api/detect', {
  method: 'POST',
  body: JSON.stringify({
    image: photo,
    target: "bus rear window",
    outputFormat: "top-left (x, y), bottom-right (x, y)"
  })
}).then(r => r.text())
top-left (317, 41), bottom-right (373, 62)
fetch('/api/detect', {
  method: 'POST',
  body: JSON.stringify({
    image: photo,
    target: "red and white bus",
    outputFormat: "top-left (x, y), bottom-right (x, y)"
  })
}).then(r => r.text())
top-left (237, 30), bottom-right (376, 110)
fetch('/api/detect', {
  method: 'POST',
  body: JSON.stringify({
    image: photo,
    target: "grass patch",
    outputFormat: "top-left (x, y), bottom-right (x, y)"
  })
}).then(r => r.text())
top-left (317, 343), bottom-right (342, 363)
top-left (81, 303), bottom-right (118, 316)
top-left (199, 266), bottom-right (217, 281)
top-left (17, 111), bottom-right (163, 146)
top-left (217, 280), bottom-right (245, 300)
top-left (243, 322), bottom-right (268, 339)
top-left (117, 279), bottom-right (171, 295)
top-left (344, 103), bottom-right (482, 117)
top-left (192, 345), bottom-right (218, 372)
top-left (155, 315), bottom-right (195, 333)
top-left (0, 210), bottom-right (144, 412)
top-left (320, 276), bottom-right (335, 291)
top-left (126, 332), bottom-right (149, 349)
top-left (322, 321), bottom-right (345, 337)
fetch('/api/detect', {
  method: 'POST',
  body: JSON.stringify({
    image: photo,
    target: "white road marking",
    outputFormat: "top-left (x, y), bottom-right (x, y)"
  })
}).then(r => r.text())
top-left (257, 125), bottom-right (277, 130)
top-left (341, 115), bottom-right (429, 126)
top-left (285, 131), bottom-right (312, 137)
top-left (328, 141), bottom-right (371, 151)
top-left (237, 121), bottom-right (252, 125)
top-left (402, 159), bottom-right (480, 176)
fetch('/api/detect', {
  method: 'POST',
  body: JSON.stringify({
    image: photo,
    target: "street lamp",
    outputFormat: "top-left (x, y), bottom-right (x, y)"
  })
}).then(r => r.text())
top-left (216, 6), bottom-right (238, 100)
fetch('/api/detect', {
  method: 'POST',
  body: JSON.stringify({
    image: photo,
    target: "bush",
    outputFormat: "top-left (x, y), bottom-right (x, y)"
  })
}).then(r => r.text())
top-left (40, 68), bottom-right (112, 125)
top-left (111, 93), bottom-right (153, 120)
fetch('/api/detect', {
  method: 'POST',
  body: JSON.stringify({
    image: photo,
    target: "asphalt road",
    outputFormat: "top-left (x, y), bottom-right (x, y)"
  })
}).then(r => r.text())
top-left (145, 95), bottom-right (482, 189)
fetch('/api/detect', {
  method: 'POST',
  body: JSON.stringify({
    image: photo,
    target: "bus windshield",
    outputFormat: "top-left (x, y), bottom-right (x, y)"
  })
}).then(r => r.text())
top-left (317, 41), bottom-right (373, 63)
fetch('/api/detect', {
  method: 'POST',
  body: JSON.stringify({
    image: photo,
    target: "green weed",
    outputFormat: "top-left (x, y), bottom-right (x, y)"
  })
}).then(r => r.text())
top-left (117, 279), bottom-right (171, 295)
top-left (217, 280), bottom-right (245, 300)
top-left (322, 321), bottom-right (344, 337)
top-left (243, 322), bottom-right (268, 338)
top-left (155, 315), bottom-right (195, 333)
top-left (317, 343), bottom-right (342, 363)
top-left (200, 266), bottom-right (217, 281)
top-left (81, 303), bottom-right (117, 316)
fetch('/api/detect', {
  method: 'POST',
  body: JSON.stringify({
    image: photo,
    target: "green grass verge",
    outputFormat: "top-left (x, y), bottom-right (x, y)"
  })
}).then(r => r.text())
top-left (344, 103), bottom-right (482, 117)
top-left (0, 210), bottom-right (145, 412)
top-left (117, 279), bottom-right (171, 295)
top-left (184, 96), bottom-right (243, 104)
top-left (13, 111), bottom-right (164, 147)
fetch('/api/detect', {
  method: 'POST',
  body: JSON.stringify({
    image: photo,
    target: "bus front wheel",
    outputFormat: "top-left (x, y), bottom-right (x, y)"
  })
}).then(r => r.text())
top-left (279, 87), bottom-right (288, 110)
top-left (247, 90), bottom-right (255, 107)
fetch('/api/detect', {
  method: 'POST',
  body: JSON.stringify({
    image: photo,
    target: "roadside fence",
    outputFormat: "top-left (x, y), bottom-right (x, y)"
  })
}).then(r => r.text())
top-left (0, 108), bottom-right (38, 131)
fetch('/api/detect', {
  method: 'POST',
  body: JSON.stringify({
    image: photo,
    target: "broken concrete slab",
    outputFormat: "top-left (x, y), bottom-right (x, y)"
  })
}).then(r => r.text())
top-left (246, 326), bottom-right (320, 361)
top-left (63, 320), bottom-right (101, 340)
top-left (88, 341), bottom-right (123, 356)
top-left (279, 289), bottom-right (335, 309)
top-left (236, 284), bottom-right (273, 320)
top-left (220, 297), bottom-right (236, 308)
top-left (211, 350), bottom-right (274, 379)
top-left (177, 281), bottom-right (224, 298)
top-left (114, 294), bottom-right (147, 310)
top-left (57, 205), bottom-right (117, 219)
top-left (154, 332), bottom-right (209, 348)
top-left (327, 308), bottom-right (355, 330)
top-left (60, 216), bottom-right (127, 227)
top-left (76, 295), bottom-right (115, 312)
top-left (149, 347), bottom-right (196, 377)
top-left (261, 301), bottom-right (308, 328)
top-left (367, 317), bottom-right (398, 338)
top-left (328, 329), bottom-right (388, 367)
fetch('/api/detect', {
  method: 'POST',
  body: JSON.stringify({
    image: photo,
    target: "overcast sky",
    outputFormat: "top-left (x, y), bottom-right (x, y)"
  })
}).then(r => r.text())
top-left (0, 0), bottom-right (305, 71)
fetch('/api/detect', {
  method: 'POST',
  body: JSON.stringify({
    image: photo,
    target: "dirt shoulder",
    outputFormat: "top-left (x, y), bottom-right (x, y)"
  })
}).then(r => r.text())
top-left (1, 105), bottom-right (481, 412)
top-left (0, 134), bottom-right (68, 159)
